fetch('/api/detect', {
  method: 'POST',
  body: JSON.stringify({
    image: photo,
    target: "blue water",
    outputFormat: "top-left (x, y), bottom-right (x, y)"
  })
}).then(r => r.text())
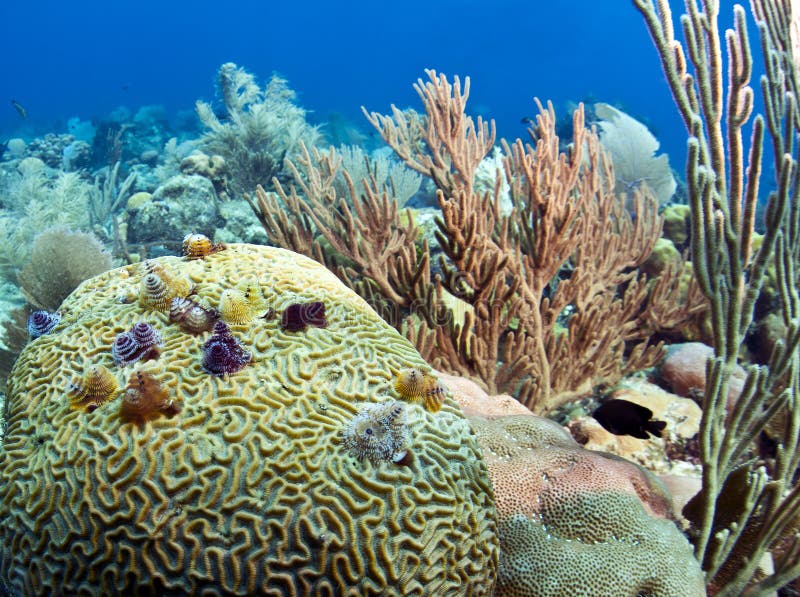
top-left (0, 0), bottom-right (762, 173)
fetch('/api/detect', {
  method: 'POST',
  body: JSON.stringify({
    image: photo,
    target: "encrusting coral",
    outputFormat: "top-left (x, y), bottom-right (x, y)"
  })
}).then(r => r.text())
top-left (0, 243), bottom-right (498, 595)
top-left (471, 413), bottom-right (705, 596)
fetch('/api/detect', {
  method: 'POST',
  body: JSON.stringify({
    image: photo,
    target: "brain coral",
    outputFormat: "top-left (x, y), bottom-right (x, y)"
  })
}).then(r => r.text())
top-left (469, 414), bottom-right (705, 597)
top-left (0, 244), bottom-right (498, 595)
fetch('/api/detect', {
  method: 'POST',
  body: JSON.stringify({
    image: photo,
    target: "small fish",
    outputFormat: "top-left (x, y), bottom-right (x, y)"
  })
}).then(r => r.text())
top-left (11, 99), bottom-right (26, 119)
top-left (592, 398), bottom-right (666, 440)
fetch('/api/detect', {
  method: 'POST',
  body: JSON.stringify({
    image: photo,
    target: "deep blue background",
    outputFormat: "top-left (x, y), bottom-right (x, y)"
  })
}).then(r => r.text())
top-left (0, 0), bottom-right (761, 171)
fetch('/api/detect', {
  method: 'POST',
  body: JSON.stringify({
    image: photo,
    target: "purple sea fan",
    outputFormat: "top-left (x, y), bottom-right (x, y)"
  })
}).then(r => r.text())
top-left (27, 310), bottom-right (61, 338)
top-left (202, 321), bottom-right (251, 376)
top-left (280, 301), bottom-right (327, 332)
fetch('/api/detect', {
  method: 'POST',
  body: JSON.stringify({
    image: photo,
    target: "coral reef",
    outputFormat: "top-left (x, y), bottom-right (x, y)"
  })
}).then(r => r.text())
top-left (335, 144), bottom-right (422, 208)
top-left (250, 73), bottom-right (706, 415)
top-left (471, 414), bottom-right (705, 596)
top-left (634, 1), bottom-right (800, 591)
top-left (657, 342), bottom-right (745, 410)
top-left (0, 244), bottom-right (501, 594)
top-left (0, 167), bottom-right (94, 278)
top-left (179, 151), bottom-right (229, 199)
top-left (566, 378), bottom-right (702, 476)
top-left (127, 174), bottom-right (221, 243)
top-left (195, 63), bottom-right (322, 196)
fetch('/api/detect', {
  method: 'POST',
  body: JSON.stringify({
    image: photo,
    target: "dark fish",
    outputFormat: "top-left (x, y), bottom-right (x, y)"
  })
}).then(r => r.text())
top-left (11, 99), bottom-right (26, 119)
top-left (592, 398), bottom-right (666, 440)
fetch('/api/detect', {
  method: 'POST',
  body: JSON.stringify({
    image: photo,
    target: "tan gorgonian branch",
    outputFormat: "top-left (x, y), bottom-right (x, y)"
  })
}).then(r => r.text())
top-left (248, 69), bottom-right (703, 417)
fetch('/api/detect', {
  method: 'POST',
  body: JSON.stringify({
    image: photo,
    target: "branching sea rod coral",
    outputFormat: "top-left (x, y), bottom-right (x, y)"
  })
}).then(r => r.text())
top-left (633, 0), bottom-right (800, 593)
top-left (249, 72), bottom-right (706, 416)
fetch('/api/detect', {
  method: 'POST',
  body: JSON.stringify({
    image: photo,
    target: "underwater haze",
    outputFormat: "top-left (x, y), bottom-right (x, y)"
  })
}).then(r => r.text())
top-left (0, 0), bottom-right (758, 166)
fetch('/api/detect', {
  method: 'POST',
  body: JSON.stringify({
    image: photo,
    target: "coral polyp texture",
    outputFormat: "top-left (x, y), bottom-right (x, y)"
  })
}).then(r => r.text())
top-left (471, 414), bottom-right (706, 596)
top-left (0, 244), bottom-right (498, 595)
